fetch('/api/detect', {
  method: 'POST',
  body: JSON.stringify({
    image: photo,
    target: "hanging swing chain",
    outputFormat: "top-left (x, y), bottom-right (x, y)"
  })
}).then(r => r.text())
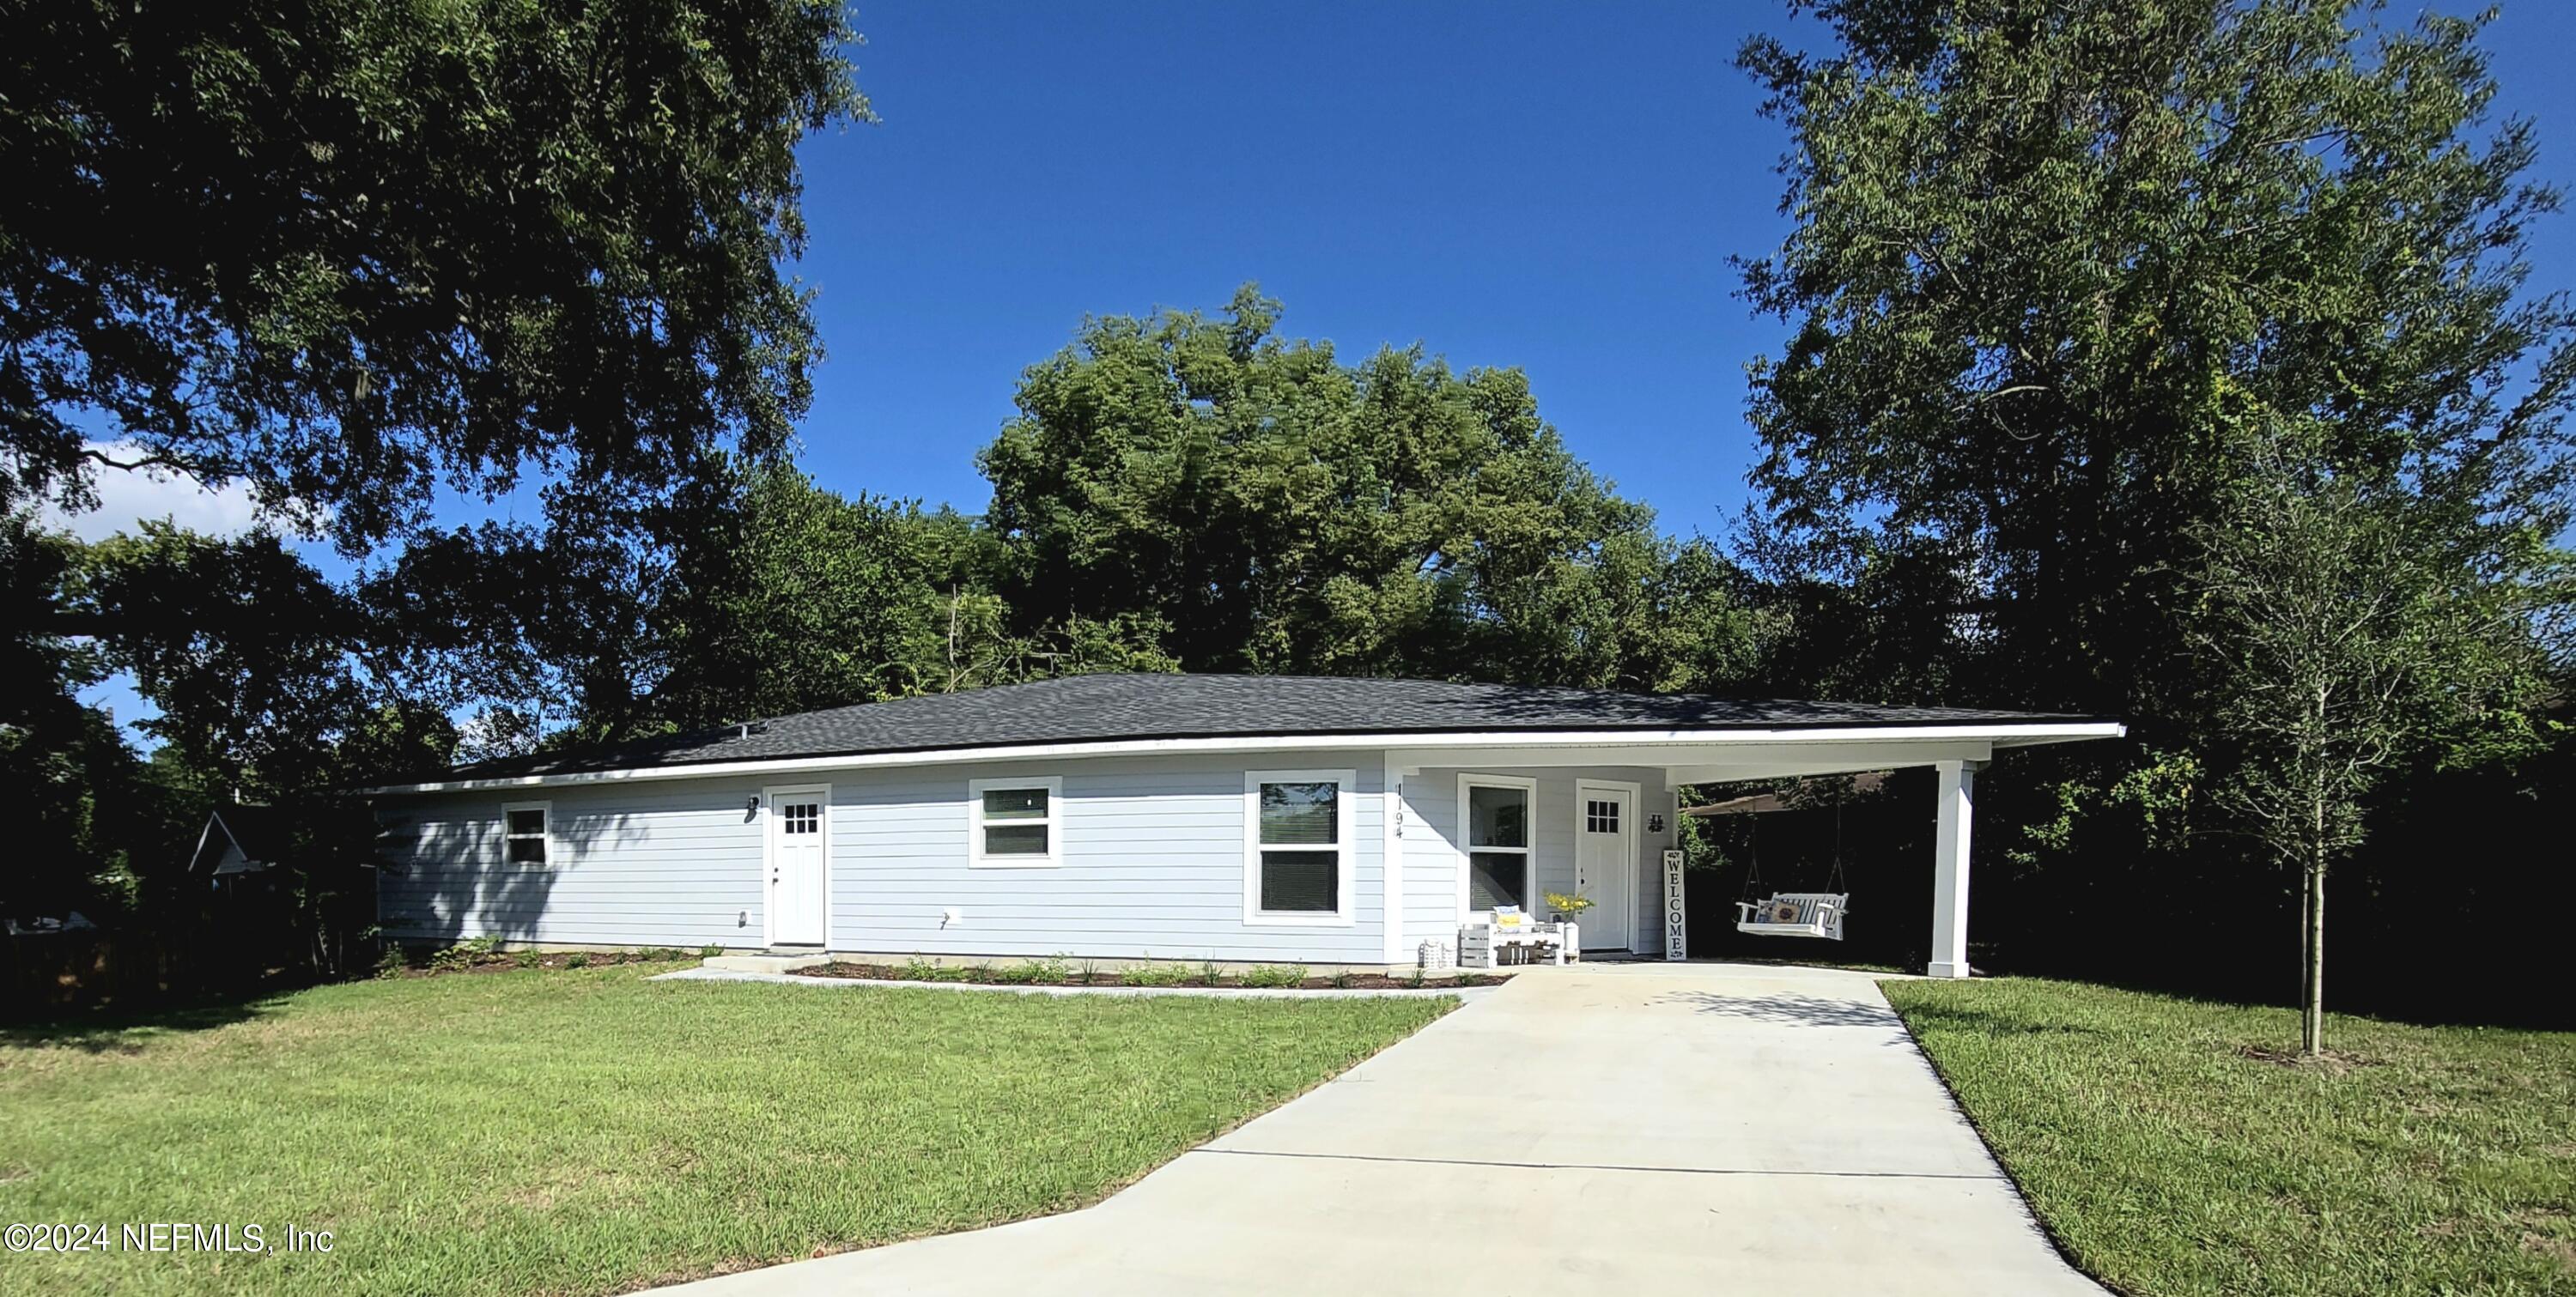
top-left (1826, 794), bottom-right (1850, 895)
top-left (1736, 813), bottom-right (1765, 903)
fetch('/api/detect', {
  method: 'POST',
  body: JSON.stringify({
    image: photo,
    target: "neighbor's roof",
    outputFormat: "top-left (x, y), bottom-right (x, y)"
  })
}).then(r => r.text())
top-left (386, 673), bottom-right (2116, 790)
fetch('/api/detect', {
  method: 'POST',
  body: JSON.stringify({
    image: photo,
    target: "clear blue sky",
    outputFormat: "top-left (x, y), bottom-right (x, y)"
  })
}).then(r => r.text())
top-left (782, 0), bottom-right (2576, 543)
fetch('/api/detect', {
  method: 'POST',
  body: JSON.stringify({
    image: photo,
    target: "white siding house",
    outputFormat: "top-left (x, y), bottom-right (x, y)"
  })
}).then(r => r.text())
top-left (368, 675), bottom-right (2122, 975)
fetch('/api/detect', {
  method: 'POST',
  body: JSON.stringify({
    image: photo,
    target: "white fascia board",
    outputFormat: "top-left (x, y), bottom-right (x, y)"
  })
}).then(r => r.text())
top-left (358, 721), bottom-right (2127, 796)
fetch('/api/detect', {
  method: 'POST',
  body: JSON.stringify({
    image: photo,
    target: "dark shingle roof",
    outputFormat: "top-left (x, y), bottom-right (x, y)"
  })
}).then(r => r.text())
top-left (430, 673), bottom-right (2107, 781)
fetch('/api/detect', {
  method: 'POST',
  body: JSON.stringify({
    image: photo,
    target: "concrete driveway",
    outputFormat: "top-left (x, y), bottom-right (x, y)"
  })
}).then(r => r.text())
top-left (656, 962), bottom-right (2104, 1296)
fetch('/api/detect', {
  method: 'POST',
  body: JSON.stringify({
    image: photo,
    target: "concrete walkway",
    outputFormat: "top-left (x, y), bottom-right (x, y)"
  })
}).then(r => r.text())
top-left (653, 962), bottom-right (2105, 1296)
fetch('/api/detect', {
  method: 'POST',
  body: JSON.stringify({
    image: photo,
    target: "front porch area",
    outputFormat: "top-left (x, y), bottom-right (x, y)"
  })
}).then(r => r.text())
top-left (1382, 718), bottom-right (2117, 979)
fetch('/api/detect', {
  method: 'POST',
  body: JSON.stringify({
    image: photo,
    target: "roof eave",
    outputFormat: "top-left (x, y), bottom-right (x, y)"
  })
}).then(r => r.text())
top-left (359, 720), bottom-right (2127, 796)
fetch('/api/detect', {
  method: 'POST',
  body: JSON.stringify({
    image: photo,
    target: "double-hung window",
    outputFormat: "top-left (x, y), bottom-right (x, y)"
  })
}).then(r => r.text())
top-left (1244, 769), bottom-right (1355, 924)
top-left (1460, 775), bottom-right (1534, 914)
top-left (501, 801), bottom-right (550, 866)
top-left (969, 776), bottom-right (1061, 867)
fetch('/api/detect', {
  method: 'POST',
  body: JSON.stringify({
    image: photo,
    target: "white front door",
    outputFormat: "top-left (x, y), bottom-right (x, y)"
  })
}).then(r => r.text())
top-left (767, 786), bottom-right (828, 946)
top-left (1577, 784), bottom-right (1637, 951)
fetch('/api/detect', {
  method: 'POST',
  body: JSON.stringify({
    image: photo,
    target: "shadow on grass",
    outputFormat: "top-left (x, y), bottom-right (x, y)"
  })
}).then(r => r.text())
top-left (1887, 1001), bottom-right (2112, 1040)
top-left (1, 992), bottom-right (289, 1054)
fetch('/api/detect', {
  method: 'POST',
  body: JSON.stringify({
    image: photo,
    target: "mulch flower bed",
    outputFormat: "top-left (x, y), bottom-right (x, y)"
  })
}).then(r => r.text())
top-left (793, 961), bottom-right (1504, 991)
top-left (386, 948), bottom-right (696, 979)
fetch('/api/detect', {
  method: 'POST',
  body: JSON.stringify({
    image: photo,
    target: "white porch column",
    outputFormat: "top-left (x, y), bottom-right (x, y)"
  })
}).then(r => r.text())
top-left (1928, 760), bottom-right (1977, 979)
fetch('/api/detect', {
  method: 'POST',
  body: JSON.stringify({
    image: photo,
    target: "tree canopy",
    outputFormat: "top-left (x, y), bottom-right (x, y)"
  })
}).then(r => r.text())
top-left (2, 0), bottom-right (866, 551)
top-left (1736, 0), bottom-right (2573, 725)
top-left (981, 286), bottom-right (1769, 690)
top-left (1734, 0), bottom-right (2575, 1030)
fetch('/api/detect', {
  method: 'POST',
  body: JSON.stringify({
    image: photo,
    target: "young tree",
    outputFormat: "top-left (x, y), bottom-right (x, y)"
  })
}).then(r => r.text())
top-left (2189, 427), bottom-right (2554, 1054)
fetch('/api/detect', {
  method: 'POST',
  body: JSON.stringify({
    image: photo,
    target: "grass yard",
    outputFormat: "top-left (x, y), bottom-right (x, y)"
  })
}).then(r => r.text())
top-left (0, 964), bottom-right (1449, 1295)
top-left (1882, 977), bottom-right (2576, 1297)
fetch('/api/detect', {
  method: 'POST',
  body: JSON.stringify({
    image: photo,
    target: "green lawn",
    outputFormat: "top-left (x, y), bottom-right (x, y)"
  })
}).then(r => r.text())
top-left (1882, 977), bottom-right (2576, 1297)
top-left (0, 965), bottom-right (1449, 1295)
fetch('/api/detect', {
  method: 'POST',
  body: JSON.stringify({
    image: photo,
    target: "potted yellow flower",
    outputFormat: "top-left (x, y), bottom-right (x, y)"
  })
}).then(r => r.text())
top-left (1544, 892), bottom-right (1595, 923)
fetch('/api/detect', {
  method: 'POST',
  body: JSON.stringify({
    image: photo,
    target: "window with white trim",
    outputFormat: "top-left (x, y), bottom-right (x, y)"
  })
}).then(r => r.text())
top-left (1245, 770), bottom-right (1354, 922)
top-left (501, 801), bottom-right (550, 865)
top-left (968, 776), bottom-right (1061, 867)
top-left (1461, 777), bottom-right (1532, 912)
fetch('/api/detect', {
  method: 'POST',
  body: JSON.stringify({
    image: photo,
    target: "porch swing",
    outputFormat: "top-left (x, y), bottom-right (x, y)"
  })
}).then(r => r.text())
top-left (1732, 800), bottom-right (1851, 941)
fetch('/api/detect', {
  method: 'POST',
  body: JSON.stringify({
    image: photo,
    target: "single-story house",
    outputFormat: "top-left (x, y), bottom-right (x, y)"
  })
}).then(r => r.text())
top-left (362, 674), bottom-right (2123, 977)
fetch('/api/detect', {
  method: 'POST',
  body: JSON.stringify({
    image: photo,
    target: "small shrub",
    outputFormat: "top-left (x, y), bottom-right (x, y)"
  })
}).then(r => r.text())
top-left (987, 963), bottom-right (1036, 985)
top-left (963, 961), bottom-right (996, 983)
top-left (899, 955), bottom-right (945, 982)
top-left (1199, 960), bottom-right (1224, 987)
top-left (1024, 954), bottom-right (1072, 985)
top-left (512, 949), bottom-right (541, 969)
top-left (1120, 963), bottom-right (1185, 987)
top-left (1074, 956), bottom-right (1103, 985)
top-left (1241, 965), bottom-right (1305, 989)
top-left (1406, 964), bottom-right (1428, 989)
top-left (374, 946), bottom-right (407, 979)
top-left (428, 944), bottom-right (475, 973)
top-left (564, 952), bottom-right (590, 969)
top-left (639, 947), bottom-right (685, 961)
top-left (699, 944), bottom-right (724, 959)
top-left (1329, 970), bottom-right (1358, 989)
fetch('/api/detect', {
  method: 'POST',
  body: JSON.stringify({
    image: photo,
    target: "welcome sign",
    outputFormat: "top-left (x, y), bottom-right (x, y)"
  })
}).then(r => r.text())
top-left (1661, 849), bottom-right (1687, 961)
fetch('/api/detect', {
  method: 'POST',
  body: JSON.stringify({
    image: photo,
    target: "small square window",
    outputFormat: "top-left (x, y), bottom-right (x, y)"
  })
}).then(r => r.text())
top-left (969, 778), bottom-right (1061, 867)
top-left (501, 803), bottom-right (550, 866)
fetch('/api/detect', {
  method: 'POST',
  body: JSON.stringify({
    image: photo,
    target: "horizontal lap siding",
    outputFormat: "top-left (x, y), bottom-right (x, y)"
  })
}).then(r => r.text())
top-left (830, 753), bottom-right (1383, 963)
top-left (380, 749), bottom-right (1401, 962)
top-left (376, 776), bottom-right (767, 947)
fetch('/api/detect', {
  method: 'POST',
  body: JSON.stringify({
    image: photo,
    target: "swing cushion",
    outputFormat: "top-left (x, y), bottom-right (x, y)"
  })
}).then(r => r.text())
top-left (1768, 900), bottom-right (1802, 924)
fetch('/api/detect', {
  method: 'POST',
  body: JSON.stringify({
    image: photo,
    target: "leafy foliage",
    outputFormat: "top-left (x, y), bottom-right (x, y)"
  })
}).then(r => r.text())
top-left (981, 285), bottom-right (1770, 688)
top-left (1733, 0), bottom-right (2576, 1015)
top-left (1, 0), bottom-right (866, 550)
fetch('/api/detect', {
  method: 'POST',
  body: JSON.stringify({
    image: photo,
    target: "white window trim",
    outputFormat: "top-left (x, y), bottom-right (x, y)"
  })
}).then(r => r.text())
top-left (967, 775), bottom-right (1064, 868)
top-left (761, 783), bottom-right (833, 948)
top-left (1455, 773), bottom-right (1538, 922)
top-left (1243, 768), bottom-right (1358, 927)
top-left (500, 800), bottom-right (552, 867)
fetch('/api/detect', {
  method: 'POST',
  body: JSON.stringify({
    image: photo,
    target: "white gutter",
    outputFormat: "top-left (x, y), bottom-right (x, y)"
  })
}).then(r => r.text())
top-left (360, 721), bottom-right (2126, 796)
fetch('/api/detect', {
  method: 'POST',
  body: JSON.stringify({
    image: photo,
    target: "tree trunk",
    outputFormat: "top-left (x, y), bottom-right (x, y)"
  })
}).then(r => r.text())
top-left (2301, 826), bottom-right (2327, 1057)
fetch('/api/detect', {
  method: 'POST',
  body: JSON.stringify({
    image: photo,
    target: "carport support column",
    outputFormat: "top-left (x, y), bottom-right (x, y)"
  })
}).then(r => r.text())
top-left (1928, 760), bottom-right (1976, 979)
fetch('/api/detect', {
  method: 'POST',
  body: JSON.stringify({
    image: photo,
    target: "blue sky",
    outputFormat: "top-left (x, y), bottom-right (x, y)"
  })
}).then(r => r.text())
top-left (788, 1), bottom-right (1789, 542)
top-left (65, 2), bottom-right (2576, 736)
top-left (785, 0), bottom-right (2576, 542)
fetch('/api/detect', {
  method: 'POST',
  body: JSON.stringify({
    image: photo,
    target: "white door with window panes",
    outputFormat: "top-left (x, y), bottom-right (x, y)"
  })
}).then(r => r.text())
top-left (766, 785), bottom-right (828, 946)
top-left (1576, 783), bottom-right (1637, 950)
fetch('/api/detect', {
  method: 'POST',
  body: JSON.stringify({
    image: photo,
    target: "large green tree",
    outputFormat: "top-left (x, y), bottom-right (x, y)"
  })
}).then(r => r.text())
top-left (1734, 0), bottom-right (2575, 992)
top-left (1737, 0), bottom-right (2571, 718)
top-left (981, 286), bottom-right (1768, 688)
top-left (647, 464), bottom-right (1176, 730)
top-left (3, 0), bottom-right (864, 549)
